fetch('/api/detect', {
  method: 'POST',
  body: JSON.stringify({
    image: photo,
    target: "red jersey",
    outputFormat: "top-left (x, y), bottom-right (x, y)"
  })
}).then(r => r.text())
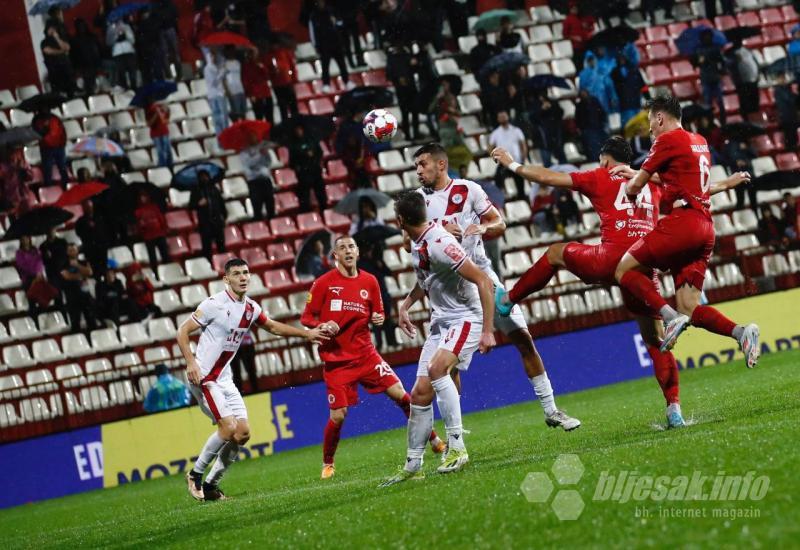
top-left (300, 268), bottom-right (383, 363)
top-left (242, 57), bottom-right (272, 99)
top-left (570, 167), bottom-right (661, 248)
top-left (641, 127), bottom-right (712, 216)
top-left (146, 104), bottom-right (169, 138)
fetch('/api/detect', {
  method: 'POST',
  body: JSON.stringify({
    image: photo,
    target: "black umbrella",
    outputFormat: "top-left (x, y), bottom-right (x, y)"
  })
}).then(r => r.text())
top-left (682, 103), bottom-right (713, 123)
top-left (130, 80), bottom-right (178, 108)
top-left (765, 57), bottom-right (795, 77)
top-left (18, 92), bottom-right (65, 113)
top-left (440, 74), bottom-right (463, 96)
top-left (723, 26), bottom-right (760, 44)
top-left (270, 115), bottom-right (335, 146)
top-left (334, 86), bottom-right (395, 116)
top-left (585, 25), bottom-right (640, 52)
top-left (295, 229), bottom-right (333, 278)
top-left (721, 122), bottom-right (766, 140)
top-left (334, 188), bottom-right (392, 215)
top-left (171, 161), bottom-right (225, 191)
top-left (6, 206), bottom-right (73, 238)
top-left (479, 51), bottom-right (531, 79)
top-left (352, 224), bottom-right (401, 246)
top-left (0, 126), bottom-right (40, 147)
top-left (523, 74), bottom-right (571, 91)
top-left (124, 180), bottom-right (168, 211)
top-left (751, 170), bottom-right (800, 191)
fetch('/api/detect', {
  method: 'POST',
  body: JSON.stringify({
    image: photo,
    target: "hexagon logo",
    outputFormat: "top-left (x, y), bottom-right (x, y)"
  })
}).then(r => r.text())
top-left (520, 472), bottom-right (554, 503)
top-left (551, 490), bottom-right (585, 521)
top-left (551, 454), bottom-right (584, 486)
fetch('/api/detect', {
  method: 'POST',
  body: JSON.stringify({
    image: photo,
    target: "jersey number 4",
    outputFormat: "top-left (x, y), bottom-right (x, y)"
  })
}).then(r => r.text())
top-left (614, 182), bottom-right (653, 211)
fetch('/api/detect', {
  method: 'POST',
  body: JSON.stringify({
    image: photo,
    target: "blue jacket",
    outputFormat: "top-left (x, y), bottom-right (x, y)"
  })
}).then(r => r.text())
top-left (579, 52), bottom-right (619, 113)
top-left (143, 374), bottom-right (191, 413)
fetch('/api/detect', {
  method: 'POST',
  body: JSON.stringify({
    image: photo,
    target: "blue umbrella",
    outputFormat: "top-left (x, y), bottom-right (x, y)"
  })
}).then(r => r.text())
top-left (674, 26), bottom-right (728, 57)
top-left (479, 51), bottom-right (531, 79)
top-left (523, 75), bottom-right (571, 91)
top-left (172, 162), bottom-right (225, 191)
top-left (130, 80), bottom-right (178, 108)
top-left (28, 0), bottom-right (81, 16)
top-left (106, 2), bottom-right (150, 23)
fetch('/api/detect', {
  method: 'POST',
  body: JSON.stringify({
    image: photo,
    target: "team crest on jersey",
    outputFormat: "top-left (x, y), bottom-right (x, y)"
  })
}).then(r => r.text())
top-left (616, 220), bottom-right (626, 229)
top-left (328, 394), bottom-right (335, 404)
top-left (360, 289), bottom-right (369, 299)
top-left (245, 309), bottom-right (252, 321)
top-left (451, 194), bottom-right (464, 205)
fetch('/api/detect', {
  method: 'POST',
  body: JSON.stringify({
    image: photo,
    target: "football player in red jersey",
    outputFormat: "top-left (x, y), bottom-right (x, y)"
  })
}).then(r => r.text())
top-left (491, 137), bottom-right (749, 427)
top-left (615, 94), bottom-right (760, 373)
top-left (301, 236), bottom-right (445, 479)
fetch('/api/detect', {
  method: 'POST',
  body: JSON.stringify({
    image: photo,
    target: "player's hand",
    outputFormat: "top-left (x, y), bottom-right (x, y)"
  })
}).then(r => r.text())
top-left (399, 307), bottom-right (416, 338)
top-left (307, 326), bottom-right (331, 344)
top-left (444, 223), bottom-right (463, 240)
top-left (464, 224), bottom-right (485, 237)
top-left (730, 171), bottom-right (751, 187)
top-left (322, 321), bottom-right (339, 335)
top-left (186, 360), bottom-right (202, 386)
top-left (609, 164), bottom-right (637, 179)
top-left (490, 147), bottom-right (513, 167)
top-left (371, 312), bottom-right (385, 326)
top-left (478, 331), bottom-right (496, 354)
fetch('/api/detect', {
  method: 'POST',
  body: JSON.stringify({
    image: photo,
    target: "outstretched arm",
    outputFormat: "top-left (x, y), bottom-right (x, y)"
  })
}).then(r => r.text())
top-left (491, 147), bottom-right (573, 188)
top-left (710, 171), bottom-right (751, 195)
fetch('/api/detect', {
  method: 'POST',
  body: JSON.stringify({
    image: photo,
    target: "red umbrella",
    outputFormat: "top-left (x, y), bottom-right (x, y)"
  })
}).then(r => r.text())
top-left (54, 182), bottom-right (109, 207)
top-left (199, 31), bottom-right (255, 49)
top-left (218, 120), bottom-right (272, 152)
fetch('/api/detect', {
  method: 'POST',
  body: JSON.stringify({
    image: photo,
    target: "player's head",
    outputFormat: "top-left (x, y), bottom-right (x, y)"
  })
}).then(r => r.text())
top-left (223, 258), bottom-right (250, 295)
top-left (413, 142), bottom-right (448, 189)
top-left (333, 235), bottom-right (359, 270)
top-left (394, 190), bottom-right (428, 231)
top-left (599, 137), bottom-right (633, 167)
top-left (647, 94), bottom-right (682, 138)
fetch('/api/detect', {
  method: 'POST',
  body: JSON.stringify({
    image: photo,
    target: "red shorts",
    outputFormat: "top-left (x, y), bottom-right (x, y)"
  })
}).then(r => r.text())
top-left (563, 242), bottom-right (659, 318)
top-left (322, 351), bottom-right (400, 409)
top-left (628, 208), bottom-right (714, 290)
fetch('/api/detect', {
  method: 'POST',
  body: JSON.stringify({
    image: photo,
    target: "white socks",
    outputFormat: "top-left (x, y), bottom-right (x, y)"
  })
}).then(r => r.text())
top-left (205, 440), bottom-right (240, 486)
top-left (192, 432), bottom-right (226, 475)
top-left (405, 404), bottom-right (433, 471)
top-left (531, 373), bottom-right (557, 416)
top-left (431, 376), bottom-right (465, 451)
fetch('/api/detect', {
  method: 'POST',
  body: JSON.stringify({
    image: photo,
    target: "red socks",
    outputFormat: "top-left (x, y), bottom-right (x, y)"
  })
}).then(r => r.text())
top-left (322, 419), bottom-right (342, 465)
top-left (690, 305), bottom-right (736, 337)
top-left (619, 271), bottom-right (668, 312)
top-left (396, 392), bottom-right (439, 443)
top-left (647, 345), bottom-right (680, 405)
top-left (509, 254), bottom-right (557, 304)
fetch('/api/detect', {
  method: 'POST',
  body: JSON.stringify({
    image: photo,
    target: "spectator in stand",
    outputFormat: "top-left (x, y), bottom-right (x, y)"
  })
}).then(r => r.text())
top-left (231, 331), bottom-right (259, 393)
top-left (356, 239), bottom-right (398, 349)
top-left (0, 146), bottom-right (34, 217)
top-left (61, 243), bottom-right (98, 333)
top-left (554, 189), bottom-right (580, 233)
top-left (75, 199), bottom-right (110, 276)
top-left (694, 115), bottom-right (724, 163)
top-left (95, 265), bottom-right (129, 326)
top-left (480, 71), bottom-right (509, 128)
top-left (75, 167), bottom-right (93, 182)
top-left (593, 45), bottom-right (617, 77)
top-left (107, 16), bottom-right (137, 89)
top-left (268, 41), bottom-right (299, 122)
top-left (288, 124), bottom-right (327, 212)
top-left (774, 72), bottom-right (799, 151)
top-left (137, 6), bottom-right (167, 85)
top-left (579, 51), bottom-right (618, 115)
top-left (219, 1), bottom-right (247, 34)
top-left (41, 22), bottom-right (75, 97)
top-left (704, 0), bottom-right (734, 20)
top-left (224, 46), bottom-right (247, 122)
top-left (146, 99), bottom-right (172, 168)
top-left (333, 0), bottom-right (365, 68)
top-left (730, 41), bottom-right (759, 116)
top-left (98, 159), bottom-right (130, 245)
top-left (724, 138), bottom-right (758, 215)
top-left (641, 0), bottom-right (675, 25)
top-left (498, 16), bottom-right (523, 54)
top-left (387, 45), bottom-right (421, 141)
top-left (530, 185), bottom-right (556, 234)
top-left (693, 29), bottom-right (727, 125)
top-left (781, 192), bottom-right (799, 239)
top-left (611, 53), bottom-right (644, 128)
top-left (71, 19), bottom-right (102, 96)
top-left (469, 29), bottom-right (501, 76)
top-left (488, 110), bottom-right (527, 199)
top-left (190, 169), bottom-right (227, 260)
top-left (46, 6), bottom-right (70, 40)
top-left (758, 205), bottom-right (788, 249)
top-left (575, 89), bottom-right (609, 161)
top-left (335, 112), bottom-right (371, 188)
top-left (205, 50), bottom-right (230, 135)
top-left (125, 263), bottom-right (162, 320)
top-left (134, 191), bottom-right (170, 266)
top-left (192, 1), bottom-right (215, 58)
top-left (629, 125), bottom-right (652, 167)
top-left (154, 0), bottom-right (181, 79)
top-left (242, 47), bottom-right (274, 123)
top-left (562, 4), bottom-right (595, 71)
top-left (32, 107), bottom-right (69, 188)
top-left (40, 228), bottom-right (68, 288)
top-left (531, 93), bottom-right (567, 166)
top-left (349, 196), bottom-right (383, 235)
top-left (240, 137), bottom-right (276, 220)
top-left (143, 363), bottom-right (191, 412)
top-left (788, 25), bottom-right (800, 78)
top-left (308, 237), bottom-right (331, 277)
top-left (15, 235), bottom-right (45, 291)
top-left (309, 0), bottom-right (353, 92)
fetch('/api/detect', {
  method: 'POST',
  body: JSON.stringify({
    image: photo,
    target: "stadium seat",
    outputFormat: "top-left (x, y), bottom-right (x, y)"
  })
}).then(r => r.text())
top-left (274, 192), bottom-right (300, 215)
top-left (504, 251), bottom-right (531, 276)
top-left (119, 323), bottom-right (151, 347)
top-left (324, 209), bottom-right (350, 231)
top-left (262, 269), bottom-right (294, 291)
top-left (732, 209), bottom-right (759, 232)
top-left (180, 284), bottom-right (209, 308)
top-left (752, 156), bottom-right (778, 177)
top-left (242, 220), bottom-right (272, 243)
top-left (222, 176), bottom-right (249, 199)
top-left (186, 98), bottom-right (212, 118)
top-left (80, 385), bottom-right (112, 410)
top-left (147, 317), bottom-right (177, 342)
top-left (9, 317), bottom-right (37, 340)
top-left (241, 246), bottom-right (270, 269)
top-left (266, 242), bottom-right (295, 266)
top-left (185, 257), bottom-right (217, 280)
top-left (224, 225), bottom-right (245, 249)
top-left (505, 200), bottom-right (532, 223)
top-left (551, 58), bottom-right (576, 77)
top-left (90, 328), bottom-right (123, 353)
top-left (270, 216), bottom-right (299, 237)
top-left (25, 369), bottom-right (56, 392)
top-left (0, 267), bottom-right (22, 289)
top-left (248, 273), bottom-right (269, 297)
top-left (31, 337), bottom-right (66, 363)
top-left (55, 363), bottom-right (85, 387)
top-left (377, 174), bottom-right (403, 193)
top-left (378, 150), bottom-right (411, 171)
top-left (0, 295), bottom-right (17, 317)
top-left (153, 289), bottom-right (184, 313)
top-left (457, 94), bottom-right (483, 115)
top-left (0, 323), bottom-right (10, 344)
top-left (262, 296), bottom-right (291, 319)
top-left (713, 213), bottom-right (736, 236)
top-left (147, 167), bottom-right (173, 188)
top-left (297, 212), bottom-right (325, 233)
top-left (62, 333), bottom-right (94, 358)
top-left (157, 262), bottom-right (191, 285)
top-left (734, 233), bottom-right (760, 251)
top-left (166, 210), bottom-right (195, 233)
top-left (169, 188), bottom-right (191, 208)
top-left (212, 252), bottom-right (236, 273)
top-left (763, 254), bottom-right (791, 276)
top-left (434, 58), bottom-right (463, 75)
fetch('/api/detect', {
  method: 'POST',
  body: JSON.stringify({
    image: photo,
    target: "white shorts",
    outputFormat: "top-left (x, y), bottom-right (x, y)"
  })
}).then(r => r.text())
top-left (417, 318), bottom-right (482, 377)
top-left (189, 378), bottom-right (248, 424)
top-left (495, 302), bottom-right (529, 335)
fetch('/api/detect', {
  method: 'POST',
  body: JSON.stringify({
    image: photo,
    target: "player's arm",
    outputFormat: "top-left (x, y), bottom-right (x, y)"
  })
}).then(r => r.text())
top-left (299, 282), bottom-right (338, 334)
top-left (256, 316), bottom-right (330, 344)
top-left (624, 168), bottom-right (651, 198)
top-left (177, 316), bottom-right (203, 385)
top-left (710, 171), bottom-right (751, 195)
top-left (456, 259), bottom-right (496, 354)
top-left (491, 147), bottom-right (573, 188)
top-left (398, 282), bottom-right (425, 338)
top-left (467, 205), bottom-right (506, 238)
top-left (370, 276), bottom-right (385, 326)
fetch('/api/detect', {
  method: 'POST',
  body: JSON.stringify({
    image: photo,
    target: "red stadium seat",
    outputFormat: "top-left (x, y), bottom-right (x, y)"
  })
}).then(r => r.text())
top-left (361, 70), bottom-right (388, 87)
top-left (743, 34), bottom-right (763, 49)
top-left (636, 45), bottom-right (649, 65)
top-left (782, 5), bottom-right (799, 23)
top-left (721, 75), bottom-right (735, 94)
top-left (188, 232), bottom-right (204, 255)
top-left (212, 252), bottom-right (235, 273)
top-left (266, 243), bottom-right (294, 265)
top-left (38, 185), bottom-right (63, 204)
top-left (759, 8), bottom-right (784, 25)
top-left (325, 182), bottom-right (349, 203)
top-left (240, 246), bottom-right (270, 269)
top-left (320, 140), bottom-right (334, 159)
top-left (736, 12), bottom-right (759, 27)
top-left (311, 79), bottom-right (342, 95)
top-left (273, 167), bottom-right (298, 189)
top-left (166, 235), bottom-right (190, 259)
top-left (262, 269), bottom-right (294, 291)
top-left (269, 216), bottom-right (299, 237)
top-left (723, 94), bottom-right (740, 114)
top-left (241, 220), bottom-right (271, 243)
top-left (667, 22), bottom-right (688, 39)
top-left (297, 212), bottom-right (325, 233)
top-left (671, 80), bottom-right (698, 100)
top-left (772, 131), bottom-right (786, 152)
top-left (224, 224), bottom-right (245, 249)
top-left (646, 42), bottom-right (672, 63)
top-left (294, 82), bottom-right (314, 100)
top-left (713, 15), bottom-right (737, 31)
top-left (323, 208), bottom-right (351, 231)
top-left (297, 101), bottom-right (309, 115)
top-left (669, 60), bottom-right (696, 81)
top-left (646, 64), bottom-right (672, 85)
top-left (751, 134), bottom-right (777, 156)
top-left (309, 97), bottom-right (334, 115)
top-left (165, 210), bottom-right (194, 232)
top-left (324, 159), bottom-right (348, 182)
top-left (760, 25), bottom-right (786, 47)
top-left (277, 147), bottom-right (289, 165)
top-left (644, 26), bottom-right (669, 43)
top-left (760, 88), bottom-right (775, 109)
top-left (275, 192), bottom-right (300, 215)
top-left (691, 18), bottom-right (713, 28)
top-left (776, 152), bottom-right (800, 170)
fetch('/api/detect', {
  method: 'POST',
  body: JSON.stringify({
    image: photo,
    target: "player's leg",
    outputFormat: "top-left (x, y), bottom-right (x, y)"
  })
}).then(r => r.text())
top-left (635, 315), bottom-right (684, 428)
top-left (426, 348), bottom-right (468, 473)
top-left (321, 407), bottom-right (347, 479)
top-left (204, 418), bottom-right (250, 499)
top-left (496, 243), bottom-right (568, 316)
top-left (384, 381), bottom-right (446, 454)
top-left (320, 366), bottom-right (358, 478)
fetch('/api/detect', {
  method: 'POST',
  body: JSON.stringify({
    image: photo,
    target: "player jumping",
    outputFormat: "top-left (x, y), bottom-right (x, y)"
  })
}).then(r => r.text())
top-left (300, 235), bottom-right (446, 480)
top-left (411, 143), bottom-right (580, 431)
top-left (177, 258), bottom-right (329, 501)
top-left (614, 94), bottom-right (760, 367)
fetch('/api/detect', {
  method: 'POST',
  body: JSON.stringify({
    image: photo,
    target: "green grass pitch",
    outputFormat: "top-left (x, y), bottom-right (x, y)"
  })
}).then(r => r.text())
top-left (2, 350), bottom-right (798, 549)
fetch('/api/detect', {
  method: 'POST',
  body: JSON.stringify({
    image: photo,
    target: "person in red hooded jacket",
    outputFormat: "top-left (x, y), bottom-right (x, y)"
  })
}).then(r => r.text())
top-left (268, 42), bottom-right (299, 122)
top-left (242, 47), bottom-right (274, 123)
top-left (32, 108), bottom-right (69, 187)
top-left (134, 192), bottom-right (171, 267)
top-left (126, 262), bottom-right (162, 320)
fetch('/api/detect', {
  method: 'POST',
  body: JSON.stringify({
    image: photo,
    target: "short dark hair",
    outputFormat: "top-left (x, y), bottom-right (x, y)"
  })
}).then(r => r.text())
top-left (224, 258), bottom-right (248, 274)
top-left (647, 94), bottom-right (682, 121)
top-left (413, 142), bottom-right (448, 161)
top-left (600, 136), bottom-right (633, 163)
top-left (394, 190), bottom-right (428, 226)
top-left (334, 234), bottom-right (355, 246)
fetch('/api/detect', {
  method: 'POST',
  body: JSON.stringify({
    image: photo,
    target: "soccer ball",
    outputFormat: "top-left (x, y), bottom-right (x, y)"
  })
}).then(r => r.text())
top-left (362, 109), bottom-right (398, 143)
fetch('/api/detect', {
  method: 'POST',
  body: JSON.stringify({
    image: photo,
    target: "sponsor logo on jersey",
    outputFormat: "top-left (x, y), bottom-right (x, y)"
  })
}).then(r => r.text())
top-left (330, 299), bottom-right (343, 311)
top-left (330, 286), bottom-right (343, 296)
top-left (444, 243), bottom-right (465, 263)
top-left (360, 289), bottom-right (369, 299)
top-left (616, 220), bottom-right (627, 229)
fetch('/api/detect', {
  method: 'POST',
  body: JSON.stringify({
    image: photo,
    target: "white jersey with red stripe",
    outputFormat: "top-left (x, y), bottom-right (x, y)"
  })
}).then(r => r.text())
top-left (411, 222), bottom-right (482, 324)
top-left (191, 290), bottom-right (267, 383)
top-left (417, 179), bottom-right (501, 285)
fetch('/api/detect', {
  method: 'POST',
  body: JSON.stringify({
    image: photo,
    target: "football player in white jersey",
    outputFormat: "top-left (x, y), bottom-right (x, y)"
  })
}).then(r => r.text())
top-left (380, 191), bottom-right (496, 486)
top-left (410, 143), bottom-right (580, 431)
top-left (177, 258), bottom-right (330, 501)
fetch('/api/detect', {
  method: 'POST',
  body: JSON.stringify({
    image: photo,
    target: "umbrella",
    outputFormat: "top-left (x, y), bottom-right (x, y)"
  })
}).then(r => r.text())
top-left (28, 0), bottom-right (80, 15)
top-left (721, 122), bottom-right (766, 140)
top-left (765, 57), bottom-right (796, 77)
top-left (334, 188), bottom-right (392, 215)
top-left (477, 180), bottom-right (505, 208)
top-left (585, 25), bottom-right (640, 52)
top-left (723, 26), bottom-right (760, 44)
top-left (439, 74), bottom-right (463, 96)
top-left (623, 110), bottom-right (650, 139)
top-left (0, 127), bottom-right (40, 147)
top-left (124, 180), bottom-right (168, 210)
top-left (171, 161), bottom-right (225, 191)
top-left (71, 137), bottom-right (125, 157)
top-left (130, 80), bottom-right (178, 108)
top-left (523, 74), bottom-right (570, 91)
top-left (352, 224), bottom-right (401, 246)
top-left (218, 120), bottom-right (272, 152)
top-left (471, 9), bottom-right (518, 32)
top-left (295, 230), bottom-right (333, 278)
top-left (106, 2), bottom-right (150, 23)
top-left (479, 51), bottom-right (531, 79)
top-left (270, 115), bottom-right (335, 146)
top-left (18, 92), bottom-right (65, 113)
top-left (54, 182), bottom-right (109, 207)
top-left (335, 86), bottom-right (395, 116)
top-left (199, 31), bottom-right (255, 49)
top-left (5, 206), bottom-right (73, 238)
top-left (682, 103), bottom-right (713, 123)
top-left (674, 25), bottom-right (728, 57)
top-left (751, 170), bottom-right (800, 191)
